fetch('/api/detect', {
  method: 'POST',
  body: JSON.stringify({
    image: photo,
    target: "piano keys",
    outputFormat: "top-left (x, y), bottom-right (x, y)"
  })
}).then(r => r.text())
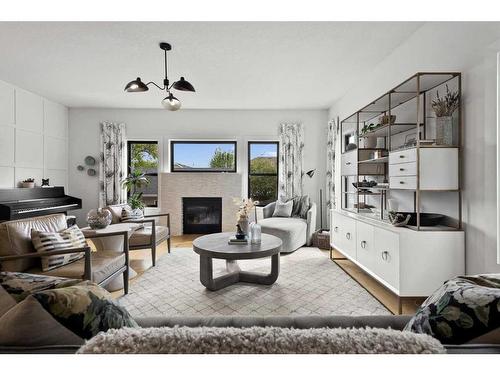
top-left (0, 186), bottom-right (82, 221)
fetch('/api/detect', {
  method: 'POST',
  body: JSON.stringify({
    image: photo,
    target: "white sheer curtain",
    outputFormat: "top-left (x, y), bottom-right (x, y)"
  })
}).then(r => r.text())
top-left (278, 122), bottom-right (304, 201)
top-left (99, 121), bottom-right (127, 207)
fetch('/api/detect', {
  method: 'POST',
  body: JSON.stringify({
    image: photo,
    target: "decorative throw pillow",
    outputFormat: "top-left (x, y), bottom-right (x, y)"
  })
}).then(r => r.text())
top-left (0, 285), bottom-right (16, 318)
top-left (0, 271), bottom-right (80, 302)
top-left (32, 280), bottom-right (139, 339)
top-left (288, 196), bottom-right (301, 217)
top-left (288, 195), bottom-right (310, 219)
top-left (121, 207), bottom-right (144, 222)
top-left (404, 274), bottom-right (500, 344)
top-left (298, 195), bottom-right (311, 218)
top-left (31, 225), bottom-right (87, 272)
top-left (272, 200), bottom-right (293, 218)
top-left (0, 295), bottom-right (84, 347)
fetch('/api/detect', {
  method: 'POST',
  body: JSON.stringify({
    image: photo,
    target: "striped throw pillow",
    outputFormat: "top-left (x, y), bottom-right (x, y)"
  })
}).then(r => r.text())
top-left (31, 225), bottom-right (87, 272)
top-left (121, 207), bottom-right (144, 222)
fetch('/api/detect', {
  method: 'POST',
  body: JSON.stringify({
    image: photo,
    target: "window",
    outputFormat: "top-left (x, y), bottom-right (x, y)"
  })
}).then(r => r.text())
top-left (248, 141), bottom-right (279, 206)
top-left (170, 141), bottom-right (237, 173)
top-left (127, 141), bottom-right (159, 207)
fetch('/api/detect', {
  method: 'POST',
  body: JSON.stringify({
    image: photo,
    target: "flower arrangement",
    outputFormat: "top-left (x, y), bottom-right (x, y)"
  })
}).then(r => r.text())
top-left (233, 197), bottom-right (259, 220)
top-left (431, 85), bottom-right (460, 117)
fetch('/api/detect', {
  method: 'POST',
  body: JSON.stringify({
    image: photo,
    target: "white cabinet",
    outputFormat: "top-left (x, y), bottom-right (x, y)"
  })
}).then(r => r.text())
top-left (356, 221), bottom-right (374, 270)
top-left (330, 209), bottom-right (464, 298)
top-left (419, 148), bottom-right (459, 190)
top-left (389, 176), bottom-right (417, 190)
top-left (389, 162), bottom-right (417, 176)
top-left (389, 148), bottom-right (416, 164)
top-left (372, 228), bottom-right (400, 289)
top-left (389, 147), bottom-right (458, 190)
top-left (331, 211), bottom-right (356, 259)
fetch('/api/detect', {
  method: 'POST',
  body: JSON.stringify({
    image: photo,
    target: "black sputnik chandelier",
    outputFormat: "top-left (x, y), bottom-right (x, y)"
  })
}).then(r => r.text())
top-left (124, 42), bottom-right (195, 111)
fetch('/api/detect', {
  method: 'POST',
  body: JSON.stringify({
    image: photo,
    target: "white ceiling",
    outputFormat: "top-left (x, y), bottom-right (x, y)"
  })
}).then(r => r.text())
top-left (0, 22), bottom-right (423, 109)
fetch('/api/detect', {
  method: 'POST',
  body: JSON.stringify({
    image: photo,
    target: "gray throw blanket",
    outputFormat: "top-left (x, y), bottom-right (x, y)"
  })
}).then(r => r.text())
top-left (78, 326), bottom-right (445, 354)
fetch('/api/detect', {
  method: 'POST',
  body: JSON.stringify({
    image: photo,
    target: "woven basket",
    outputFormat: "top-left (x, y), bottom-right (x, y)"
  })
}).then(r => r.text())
top-left (312, 229), bottom-right (330, 250)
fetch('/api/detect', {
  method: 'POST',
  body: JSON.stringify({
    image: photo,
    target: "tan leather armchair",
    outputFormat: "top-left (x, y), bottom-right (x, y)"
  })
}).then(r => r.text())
top-left (104, 205), bottom-right (170, 267)
top-left (0, 214), bottom-right (130, 294)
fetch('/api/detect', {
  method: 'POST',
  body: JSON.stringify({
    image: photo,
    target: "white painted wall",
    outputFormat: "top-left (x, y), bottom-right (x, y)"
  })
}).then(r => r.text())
top-left (329, 23), bottom-right (500, 274)
top-left (0, 79), bottom-right (68, 189)
top-left (68, 108), bottom-right (328, 226)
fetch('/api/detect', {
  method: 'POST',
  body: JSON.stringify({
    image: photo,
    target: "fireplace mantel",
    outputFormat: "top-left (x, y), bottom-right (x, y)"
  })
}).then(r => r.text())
top-left (160, 173), bottom-right (243, 236)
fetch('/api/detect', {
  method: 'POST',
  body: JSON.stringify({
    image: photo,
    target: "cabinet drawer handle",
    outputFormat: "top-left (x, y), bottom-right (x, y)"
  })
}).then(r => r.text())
top-left (360, 240), bottom-right (367, 249)
top-left (399, 168), bottom-right (405, 171)
top-left (346, 232), bottom-right (351, 240)
top-left (399, 181), bottom-right (405, 184)
top-left (399, 155), bottom-right (405, 159)
top-left (334, 226), bottom-right (339, 232)
top-left (345, 162), bottom-right (351, 165)
top-left (381, 251), bottom-right (389, 261)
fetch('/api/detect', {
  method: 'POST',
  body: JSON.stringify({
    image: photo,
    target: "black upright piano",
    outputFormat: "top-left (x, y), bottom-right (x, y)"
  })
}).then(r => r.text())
top-left (0, 187), bottom-right (82, 222)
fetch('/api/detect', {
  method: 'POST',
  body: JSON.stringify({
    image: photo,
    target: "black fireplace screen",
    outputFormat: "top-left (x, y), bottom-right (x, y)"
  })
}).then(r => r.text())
top-left (182, 197), bottom-right (222, 234)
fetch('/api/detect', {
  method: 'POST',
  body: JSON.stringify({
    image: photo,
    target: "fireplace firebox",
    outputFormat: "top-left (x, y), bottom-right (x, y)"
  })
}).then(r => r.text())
top-left (182, 197), bottom-right (222, 234)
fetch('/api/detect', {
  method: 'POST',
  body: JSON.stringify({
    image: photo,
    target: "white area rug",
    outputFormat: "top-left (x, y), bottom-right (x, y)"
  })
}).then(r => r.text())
top-left (119, 247), bottom-right (390, 317)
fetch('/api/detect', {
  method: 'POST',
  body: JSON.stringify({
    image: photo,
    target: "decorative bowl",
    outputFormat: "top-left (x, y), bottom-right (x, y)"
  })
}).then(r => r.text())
top-left (379, 114), bottom-right (396, 125)
top-left (87, 208), bottom-right (112, 229)
top-left (397, 212), bottom-right (445, 226)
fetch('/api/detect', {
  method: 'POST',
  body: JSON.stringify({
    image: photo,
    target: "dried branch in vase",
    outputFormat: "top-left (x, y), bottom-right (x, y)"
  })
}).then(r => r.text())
top-left (431, 85), bottom-right (460, 117)
top-left (233, 197), bottom-right (259, 219)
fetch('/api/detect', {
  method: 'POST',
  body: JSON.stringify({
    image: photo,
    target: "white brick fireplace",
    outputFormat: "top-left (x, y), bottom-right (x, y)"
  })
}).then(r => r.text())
top-left (160, 173), bottom-right (243, 236)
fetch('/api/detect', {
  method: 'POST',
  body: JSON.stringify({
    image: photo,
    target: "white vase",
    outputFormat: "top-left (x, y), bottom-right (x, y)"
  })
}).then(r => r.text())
top-left (376, 137), bottom-right (385, 149)
top-left (364, 137), bottom-right (377, 148)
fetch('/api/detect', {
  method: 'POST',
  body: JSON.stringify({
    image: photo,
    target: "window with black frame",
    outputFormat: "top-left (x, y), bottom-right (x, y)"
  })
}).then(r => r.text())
top-left (170, 141), bottom-right (237, 172)
top-left (127, 141), bottom-right (159, 207)
top-left (248, 141), bottom-right (279, 206)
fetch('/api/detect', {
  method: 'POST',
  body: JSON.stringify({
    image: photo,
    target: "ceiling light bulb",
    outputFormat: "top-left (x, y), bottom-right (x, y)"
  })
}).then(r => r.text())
top-left (161, 93), bottom-right (181, 111)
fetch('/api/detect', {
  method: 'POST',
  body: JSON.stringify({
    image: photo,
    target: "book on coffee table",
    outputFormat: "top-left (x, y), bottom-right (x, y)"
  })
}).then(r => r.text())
top-left (228, 236), bottom-right (248, 245)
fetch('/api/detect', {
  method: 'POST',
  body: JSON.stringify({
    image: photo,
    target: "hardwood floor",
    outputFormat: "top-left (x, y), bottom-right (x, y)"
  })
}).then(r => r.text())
top-left (329, 249), bottom-right (423, 315)
top-left (114, 235), bottom-right (421, 314)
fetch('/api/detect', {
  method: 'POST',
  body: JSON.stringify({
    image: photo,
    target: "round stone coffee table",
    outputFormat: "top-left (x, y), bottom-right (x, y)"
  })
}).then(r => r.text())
top-left (193, 232), bottom-right (282, 291)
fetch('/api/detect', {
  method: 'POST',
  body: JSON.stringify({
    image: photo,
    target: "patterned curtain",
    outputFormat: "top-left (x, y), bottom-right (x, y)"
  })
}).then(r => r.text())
top-left (99, 122), bottom-right (126, 207)
top-left (326, 118), bottom-right (338, 214)
top-left (278, 123), bottom-right (304, 200)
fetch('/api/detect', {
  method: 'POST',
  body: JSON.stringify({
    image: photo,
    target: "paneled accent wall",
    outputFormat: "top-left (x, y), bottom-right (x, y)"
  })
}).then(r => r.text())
top-left (0, 79), bottom-right (68, 189)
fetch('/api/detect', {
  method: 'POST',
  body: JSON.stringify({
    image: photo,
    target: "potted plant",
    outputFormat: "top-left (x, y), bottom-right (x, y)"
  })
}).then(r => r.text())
top-left (21, 178), bottom-right (35, 188)
top-left (431, 85), bottom-right (460, 145)
top-left (122, 171), bottom-right (150, 213)
top-left (360, 123), bottom-right (377, 148)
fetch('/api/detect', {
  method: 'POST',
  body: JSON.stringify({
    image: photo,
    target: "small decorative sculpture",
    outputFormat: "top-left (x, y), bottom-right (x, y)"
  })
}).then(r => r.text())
top-left (41, 178), bottom-right (50, 187)
top-left (388, 211), bottom-right (411, 227)
top-left (235, 224), bottom-right (246, 240)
